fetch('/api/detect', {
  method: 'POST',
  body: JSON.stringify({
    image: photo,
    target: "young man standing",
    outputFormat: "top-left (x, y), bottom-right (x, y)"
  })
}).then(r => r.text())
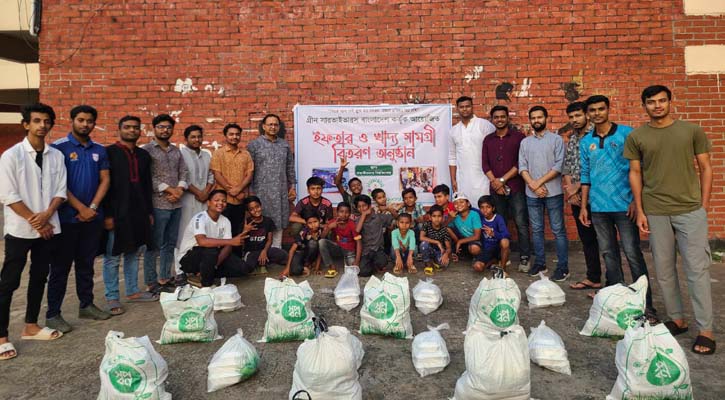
top-left (625, 85), bottom-right (715, 355)
top-left (46, 105), bottom-right (111, 333)
top-left (210, 123), bottom-right (253, 253)
top-left (103, 116), bottom-right (157, 316)
top-left (448, 96), bottom-right (496, 202)
top-left (0, 103), bottom-right (66, 360)
top-left (481, 105), bottom-right (530, 272)
top-left (562, 102), bottom-right (602, 292)
top-left (142, 114), bottom-right (190, 294)
top-left (578, 95), bottom-right (655, 317)
top-left (518, 106), bottom-right (568, 281)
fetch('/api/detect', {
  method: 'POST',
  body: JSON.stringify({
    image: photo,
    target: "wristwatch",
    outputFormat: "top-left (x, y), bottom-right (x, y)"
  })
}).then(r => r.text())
top-left (498, 178), bottom-right (505, 183)
top-left (90, 203), bottom-right (98, 210)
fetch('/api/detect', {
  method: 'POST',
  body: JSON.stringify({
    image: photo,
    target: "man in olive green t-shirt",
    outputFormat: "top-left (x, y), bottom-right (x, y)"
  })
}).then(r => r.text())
top-left (624, 85), bottom-right (715, 355)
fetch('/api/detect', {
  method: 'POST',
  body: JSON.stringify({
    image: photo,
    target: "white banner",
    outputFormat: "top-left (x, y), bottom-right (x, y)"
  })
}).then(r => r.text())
top-left (293, 104), bottom-right (452, 205)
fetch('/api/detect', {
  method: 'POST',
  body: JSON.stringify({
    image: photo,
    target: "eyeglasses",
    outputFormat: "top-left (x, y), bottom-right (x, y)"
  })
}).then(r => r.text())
top-left (122, 125), bottom-right (141, 130)
top-left (155, 125), bottom-right (173, 130)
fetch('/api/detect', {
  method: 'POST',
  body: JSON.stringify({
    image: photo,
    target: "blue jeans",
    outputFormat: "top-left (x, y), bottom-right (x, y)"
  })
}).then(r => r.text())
top-left (420, 241), bottom-right (443, 264)
top-left (491, 191), bottom-right (530, 259)
top-left (591, 211), bottom-right (654, 310)
top-left (526, 195), bottom-right (568, 273)
top-left (144, 208), bottom-right (182, 285)
top-left (102, 231), bottom-right (141, 301)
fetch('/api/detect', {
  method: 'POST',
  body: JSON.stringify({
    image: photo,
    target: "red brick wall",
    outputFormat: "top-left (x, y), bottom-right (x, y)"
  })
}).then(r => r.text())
top-left (37, 0), bottom-right (725, 240)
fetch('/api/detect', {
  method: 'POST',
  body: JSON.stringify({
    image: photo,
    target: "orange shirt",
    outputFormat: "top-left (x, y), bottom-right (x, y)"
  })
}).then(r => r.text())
top-left (210, 144), bottom-right (254, 204)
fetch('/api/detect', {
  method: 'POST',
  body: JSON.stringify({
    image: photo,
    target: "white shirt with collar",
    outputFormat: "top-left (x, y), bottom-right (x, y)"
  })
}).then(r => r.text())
top-left (448, 115), bottom-right (496, 201)
top-left (0, 137), bottom-right (67, 239)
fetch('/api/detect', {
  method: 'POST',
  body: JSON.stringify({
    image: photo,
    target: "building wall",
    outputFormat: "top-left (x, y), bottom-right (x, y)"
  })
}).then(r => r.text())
top-left (37, 0), bottom-right (725, 239)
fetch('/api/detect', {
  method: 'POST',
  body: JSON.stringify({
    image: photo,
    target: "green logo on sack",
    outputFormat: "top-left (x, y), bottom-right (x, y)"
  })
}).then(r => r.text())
top-left (615, 308), bottom-right (643, 330)
top-left (282, 299), bottom-right (307, 323)
top-left (489, 304), bottom-right (516, 328)
top-left (646, 352), bottom-right (681, 386)
top-left (178, 310), bottom-right (206, 332)
top-left (368, 295), bottom-right (395, 320)
top-left (109, 363), bottom-right (143, 394)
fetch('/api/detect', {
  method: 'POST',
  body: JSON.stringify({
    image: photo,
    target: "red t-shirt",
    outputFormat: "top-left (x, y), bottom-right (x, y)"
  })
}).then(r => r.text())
top-left (333, 219), bottom-right (358, 252)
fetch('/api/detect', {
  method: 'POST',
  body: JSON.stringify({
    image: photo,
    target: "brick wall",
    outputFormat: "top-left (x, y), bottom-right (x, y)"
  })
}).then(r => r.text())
top-left (36, 0), bottom-right (725, 240)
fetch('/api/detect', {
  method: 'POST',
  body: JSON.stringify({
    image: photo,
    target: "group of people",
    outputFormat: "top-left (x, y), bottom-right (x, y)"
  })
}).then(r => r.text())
top-left (0, 84), bottom-right (715, 362)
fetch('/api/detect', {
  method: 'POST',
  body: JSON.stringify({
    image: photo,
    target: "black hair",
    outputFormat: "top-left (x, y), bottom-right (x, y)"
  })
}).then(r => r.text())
top-left (337, 201), bottom-right (351, 211)
top-left (428, 204), bottom-right (444, 215)
top-left (489, 105), bottom-right (509, 118)
top-left (566, 101), bottom-right (587, 114)
top-left (354, 194), bottom-right (371, 207)
top-left (641, 85), bottom-right (672, 104)
top-left (401, 188), bottom-right (417, 199)
top-left (398, 212), bottom-right (412, 222)
top-left (477, 195), bottom-right (495, 209)
top-left (223, 123), bottom-right (242, 135)
top-left (371, 188), bottom-right (386, 199)
top-left (244, 195), bottom-right (262, 208)
top-left (70, 105), bottom-right (97, 120)
top-left (528, 105), bottom-right (548, 118)
top-left (152, 114), bottom-right (175, 127)
top-left (118, 115), bottom-right (141, 129)
top-left (585, 95), bottom-right (610, 110)
top-left (301, 208), bottom-right (320, 222)
top-left (258, 113), bottom-right (286, 139)
top-left (183, 124), bottom-right (203, 139)
top-left (21, 103), bottom-right (56, 127)
top-left (208, 189), bottom-right (227, 200)
top-left (349, 177), bottom-right (362, 186)
top-left (306, 176), bottom-right (326, 188)
top-left (432, 184), bottom-right (450, 196)
top-left (456, 96), bottom-right (473, 106)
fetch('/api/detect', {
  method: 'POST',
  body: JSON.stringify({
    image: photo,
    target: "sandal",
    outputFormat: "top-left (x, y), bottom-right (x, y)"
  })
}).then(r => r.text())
top-left (692, 335), bottom-right (716, 355)
top-left (126, 291), bottom-right (159, 303)
top-left (393, 265), bottom-right (403, 274)
top-left (424, 266), bottom-right (434, 276)
top-left (324, 269), bottom-right (338, 278)
top-left (106, 300), bottom-right (125, 316)
top-left (570, 280), bottom-right (602, 290)
top-left (0, 342), bottom-right (16, 361)
top-left (21, 327), bottom-right (63, 341)
top-left (664, 320), bottom-right (689, 336)
top-left (407, 265), bottom-right (418, 274)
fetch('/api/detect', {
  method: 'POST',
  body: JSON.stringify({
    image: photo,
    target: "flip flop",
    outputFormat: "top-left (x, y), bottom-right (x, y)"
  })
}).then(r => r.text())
top-left (692, 335), bottom-right (716, 355)
top-left (324, 269), bottom-right (338, 278)
top-left (569, 281), bottom-right (602, 290)
top-left (424, 266), bottom-right (434, 276)
top-left (0, 342), bottom-right (17, 360)
top-left (664, 321), bottom-right (688, 336)
top-left (126, 291), bottom-right (159, 303)
top-left (408, 265), bottom-right (418, 274)
top-left (21, 327), bottom-right (63, 341)
top-left (106, 300), bottom-right (125, 316)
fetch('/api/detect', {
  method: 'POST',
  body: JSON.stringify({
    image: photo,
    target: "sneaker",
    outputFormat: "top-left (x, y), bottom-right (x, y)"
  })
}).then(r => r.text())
top-left (528, 264), bottom-right (547, 277)
top-left (174, 273), bottom-right (188, 287)
top-left (518, 257), bottom-right (530, 273)
top-left (79, 304), bottom-right (112, 320)
top-left (46, 315), bottom-right (73, 333)
top-left (551, 270), bottom-right (570, 282)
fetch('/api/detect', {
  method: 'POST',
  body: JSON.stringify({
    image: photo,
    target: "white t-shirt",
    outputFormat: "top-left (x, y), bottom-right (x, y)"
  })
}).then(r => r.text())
top-left (178, 210), bottom-right (232, 257)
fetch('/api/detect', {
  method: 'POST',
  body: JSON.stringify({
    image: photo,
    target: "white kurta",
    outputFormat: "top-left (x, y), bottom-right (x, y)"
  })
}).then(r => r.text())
top-left (448, 115), bottom-right (495, 202)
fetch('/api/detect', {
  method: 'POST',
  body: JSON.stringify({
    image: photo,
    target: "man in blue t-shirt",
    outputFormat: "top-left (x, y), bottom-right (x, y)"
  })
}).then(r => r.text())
top-left (47, 105), bottom-right (112, 333)
top-left (578, 95), bottom-right (656, 318)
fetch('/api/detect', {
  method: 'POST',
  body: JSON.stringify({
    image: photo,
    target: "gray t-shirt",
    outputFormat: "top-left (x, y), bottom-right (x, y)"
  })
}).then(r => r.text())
top-left (360, 212), bottom-right (394, 252)
top-left (518, 131), bottom-right (565, 198)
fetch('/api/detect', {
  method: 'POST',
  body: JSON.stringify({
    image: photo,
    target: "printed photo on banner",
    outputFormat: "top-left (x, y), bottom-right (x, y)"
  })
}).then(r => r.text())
top-left (312, 167), bottom-right (346, 194)
top-left (400, 166), bottom-right (436, 193)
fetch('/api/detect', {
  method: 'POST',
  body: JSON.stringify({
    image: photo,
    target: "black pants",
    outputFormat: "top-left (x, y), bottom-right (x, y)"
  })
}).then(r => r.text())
top-left (0, 235), bottom-right (55, 338)
top-left (46, 221), bottom-right (103, 318)
top-left (571, 204), bottom-right (602, 284)
top-left (359, 248), bottom-right (388, 277)
top-left (179, 247), bottom-right (252, 287)
top-left (242, 248), bottom-right (288, 269)
top-left (223, 203), bottom-right (245, 255)
top-left (289, 240), bottom-right (320, 276)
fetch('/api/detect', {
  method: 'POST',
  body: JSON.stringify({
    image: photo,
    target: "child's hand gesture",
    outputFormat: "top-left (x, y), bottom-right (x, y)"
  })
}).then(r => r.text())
top-left (483, 225), bottom-right (494, 238)
top-left (340, 157), bottom-right (349, 169)
top-left (242, 220), bottom-right (257, 235)
top-left (326, 220), bottom-right (338, 230)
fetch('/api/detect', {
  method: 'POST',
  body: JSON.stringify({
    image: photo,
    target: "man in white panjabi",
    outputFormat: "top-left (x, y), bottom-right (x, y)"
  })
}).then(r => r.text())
top-left (448, 96), bottom-right (496, 202)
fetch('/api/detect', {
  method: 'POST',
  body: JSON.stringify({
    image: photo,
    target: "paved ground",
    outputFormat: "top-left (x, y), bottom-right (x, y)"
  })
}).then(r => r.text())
top-left (0, 243), bottom-right (722, 400)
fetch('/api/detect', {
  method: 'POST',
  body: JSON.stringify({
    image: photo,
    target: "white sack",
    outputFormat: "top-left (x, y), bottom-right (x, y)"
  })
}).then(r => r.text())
top-left (412, 323), bottom-right (450, 377)
top-left (528, 320), bottom-right (571, 375)
top-left (525, 272), bottom-right (566, 308)
top-left (261, 277), bottom-right (315, 342)
top-left (159, 285), bottom-right (220, 344)
top-left (467, 276), bottom-right (521, 332)
top-left (212, 278), bottom-right (244, 312)
top-left (359, 272), bottom-right (413, 339)
top-left (334, 265), bottom-right (361, 311)
top-left (412, 278), bottom-right (443, 315)
top-left (580, 275), bottom-right (648, 338)
top-left (207, 329), bottom-right (260, 392)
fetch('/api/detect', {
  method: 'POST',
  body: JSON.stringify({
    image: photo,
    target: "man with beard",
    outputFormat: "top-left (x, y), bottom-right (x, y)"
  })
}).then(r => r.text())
top-left (481, 105), bottom-right (531, 272)
top-left (562, 102), bottom-right (602, 294)
top-left (578, 96), bottom-right (655, 319)
top-left (518, 106), bottom-right (568, 281)
top-left (46, 105), bottom-right (111, 333)
top-left (142, 114), bottom-right (189, 294)
top-left (448, 96), bottom-right (495, 202)
top-left (103, 116), bottom-right (157, 316)
top-left (625, 85), bottom-right (715, 355)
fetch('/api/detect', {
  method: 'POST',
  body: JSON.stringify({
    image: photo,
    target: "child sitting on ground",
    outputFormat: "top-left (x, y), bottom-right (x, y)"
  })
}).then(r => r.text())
top-left (355, 194), bottom-right (394, 277)
top-left (448, 192), bottom-right (482, 262)
top-left (419, 205), bottom-right (453, 275)
top-left (474, 196), bottom-right (511, 275)
top-left (391, 213), bottom-right (417, 274)
top-left (242, 196), bottom-right (289, 275)
top-left (319, 202), bottom-right (361, 278)
top-left (280, 209), bottom-right (322, 278)
top-left (289, 176), bottom-right (333, 238)
top-left (334, 157), bottom-right (364, 218)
